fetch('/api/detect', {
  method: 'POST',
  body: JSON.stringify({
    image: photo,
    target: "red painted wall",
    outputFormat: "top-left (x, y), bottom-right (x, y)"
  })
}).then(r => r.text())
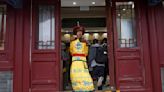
top-left (0, 5), bottom-right (24, 92)
top-left (147, 3), bottom-right (164, 92)
top-left (154, 4), bottom-right (164, 66)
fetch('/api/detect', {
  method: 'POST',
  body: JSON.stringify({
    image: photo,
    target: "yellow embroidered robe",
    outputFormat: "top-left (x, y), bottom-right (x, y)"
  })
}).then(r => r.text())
top-left (70, 39), bottom-right (94, 91)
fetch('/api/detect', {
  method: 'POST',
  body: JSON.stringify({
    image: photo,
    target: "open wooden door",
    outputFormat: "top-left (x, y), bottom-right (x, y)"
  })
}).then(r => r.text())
top-left (111, 1), bottom-right (153, 92)
top-left (27, 0), bottom-right (61, 91)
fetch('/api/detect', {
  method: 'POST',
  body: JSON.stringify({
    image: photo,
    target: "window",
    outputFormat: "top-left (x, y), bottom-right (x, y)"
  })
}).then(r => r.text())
top-left (36, 5), bottom-right (55, 49)
top-left (0, 5), bottom-right (6, 50)
top-left (116, 2), bottom-right (137, 48)
top-left (0, 71), bottom-right (13, 92)
top-left (161, 68), bottom-right (164, 92)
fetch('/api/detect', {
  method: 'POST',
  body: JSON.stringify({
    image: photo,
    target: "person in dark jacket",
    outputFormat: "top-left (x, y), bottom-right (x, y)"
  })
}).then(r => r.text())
top-left (88, 39), bottom-right (100, 68)
top-left (88, 39), bottom-right (105, 90)
top-left (61, 41), bottom-right (71, 90)
top-left (101, 38), bottom-right (109, 87)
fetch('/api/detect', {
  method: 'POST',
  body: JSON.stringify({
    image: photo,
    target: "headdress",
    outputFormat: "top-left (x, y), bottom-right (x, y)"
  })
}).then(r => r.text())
top-left (73, 21), bottom-right (85, 35)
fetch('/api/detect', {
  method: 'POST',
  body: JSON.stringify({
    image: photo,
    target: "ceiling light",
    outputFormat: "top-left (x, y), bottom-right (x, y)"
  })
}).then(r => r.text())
top-left (102, 33), bottom-right (107, 38)
top-left (128, 1), bottom-right (133, 5)
top-left (132, 4), bottom-right (135, 8)
top-left (92, 2), bottom-right (95, 5)
top-left (123, 8), bottom-right (126, 11)
top-left (73, 2), bottom-right (76, 5)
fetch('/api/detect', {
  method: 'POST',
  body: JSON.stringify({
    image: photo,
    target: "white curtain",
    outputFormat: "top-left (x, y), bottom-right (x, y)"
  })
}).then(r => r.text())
top-left (38, 6), bottom-right (55, 49)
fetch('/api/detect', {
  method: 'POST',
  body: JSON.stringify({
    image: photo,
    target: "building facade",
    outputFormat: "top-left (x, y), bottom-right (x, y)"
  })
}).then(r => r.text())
top-left (0, 0), bottom-right (164, 92)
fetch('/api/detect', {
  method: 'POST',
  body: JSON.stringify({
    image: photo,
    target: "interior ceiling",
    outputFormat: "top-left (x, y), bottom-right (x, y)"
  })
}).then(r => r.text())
top-left (61, 0), bottom-right (106, 30)
top-left (61, 7), bottom-right (106, 18)
top-left (61, 0), bottom-right (105, 7)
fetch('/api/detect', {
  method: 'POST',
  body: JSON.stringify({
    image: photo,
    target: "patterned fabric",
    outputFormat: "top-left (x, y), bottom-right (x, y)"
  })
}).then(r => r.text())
top-left (70, 39), bottom-right (94, 91)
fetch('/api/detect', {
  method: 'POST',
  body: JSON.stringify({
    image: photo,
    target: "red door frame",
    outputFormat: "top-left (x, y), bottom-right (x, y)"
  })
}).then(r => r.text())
top-left (105, 0), bottom-right (116, 88)
top-left (59, 0), bottom-right (117, 90)
top-left (22, 0), bottom-right (31, 91)
top-left (14, 7), bottom-right (24, 92)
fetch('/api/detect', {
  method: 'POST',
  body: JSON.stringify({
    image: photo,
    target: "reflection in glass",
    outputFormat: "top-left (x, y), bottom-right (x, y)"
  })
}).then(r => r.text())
top-left (161, 68), bottom-right (164, 92)
top-left (0, 5), bottom-right (6, 50)
top-left (116, 2), bottom-right (137, 48)
top-left (37, 5), bottom-right (55, 49)
top-left (0, 71), bottom-right (13, 92)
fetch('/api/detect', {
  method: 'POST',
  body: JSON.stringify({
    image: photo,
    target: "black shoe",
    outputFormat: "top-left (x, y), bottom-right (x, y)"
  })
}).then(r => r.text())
top-left (98, 86), bottom-right (102, 90)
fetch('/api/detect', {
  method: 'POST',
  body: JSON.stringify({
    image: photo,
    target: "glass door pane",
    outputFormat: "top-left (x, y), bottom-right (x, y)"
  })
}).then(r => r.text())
top-left (116, 2), bottom-right (137, 48)
top-left (37, 5), bottom-right (55, 49)
top-left (161, 68), bottom-right (164, 92)
top-left (0, 71), bottom-right (13, 92)
top-left (0, 5), bottom-right (6, 50)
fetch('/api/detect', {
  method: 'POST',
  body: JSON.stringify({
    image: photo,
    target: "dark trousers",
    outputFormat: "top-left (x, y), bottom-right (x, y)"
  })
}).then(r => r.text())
top-left (93, 66), bottom-right (105, 79)
top-left (103, 62), bottom-right (109, 84)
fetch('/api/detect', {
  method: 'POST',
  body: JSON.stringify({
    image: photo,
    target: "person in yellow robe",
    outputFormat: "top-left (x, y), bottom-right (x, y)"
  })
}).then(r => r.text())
top-left (70, 26), bottom-right (94, 91)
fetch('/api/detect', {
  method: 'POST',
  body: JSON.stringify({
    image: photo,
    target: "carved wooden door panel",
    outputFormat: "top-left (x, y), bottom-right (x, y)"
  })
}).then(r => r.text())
top-left (112, 1), bottom-right (152, 92)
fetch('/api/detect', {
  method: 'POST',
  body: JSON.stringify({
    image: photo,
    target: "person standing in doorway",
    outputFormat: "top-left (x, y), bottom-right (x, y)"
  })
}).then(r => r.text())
top-left (70, 25), bottom-right (94, 91)
top-left (88, 39), bottom-right (100, 77)
top-left (89, 38), bottom-right (108, 90)
top-left (101, 38), bottom-right (109, 87)
top-left (61, 41), bottom-right (71, 90)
